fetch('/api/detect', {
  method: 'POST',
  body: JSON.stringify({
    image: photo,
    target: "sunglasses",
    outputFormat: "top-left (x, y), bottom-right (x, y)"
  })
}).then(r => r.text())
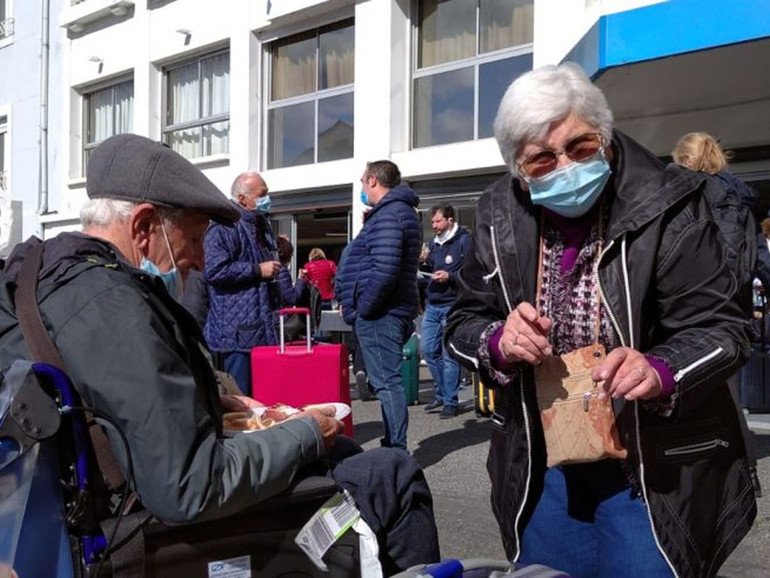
top-left (517, 132), bottom-right (605, 180)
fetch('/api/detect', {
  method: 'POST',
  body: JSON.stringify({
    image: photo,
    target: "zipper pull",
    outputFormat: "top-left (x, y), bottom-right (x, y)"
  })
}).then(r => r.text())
top-left (583, 392), bottom-right (592, 412)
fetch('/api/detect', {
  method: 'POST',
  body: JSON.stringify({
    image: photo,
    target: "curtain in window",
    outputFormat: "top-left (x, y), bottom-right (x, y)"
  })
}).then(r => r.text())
top-left (88, 89), bottom-right (114, 144)
top-left (419, 0), bottom-right (476, 68)
top-left (480, 0), bottom-right (534, 54)
top-left (169, 61), bottom-right (201, 158)
top-left (319, 24), bottom-right (354, 90)
top-left (114, 81), bottom-right (134, 135)
top-left (272, 34), bottom-right (316, 101)
top-left (202, 52), bottom-right (230, 155)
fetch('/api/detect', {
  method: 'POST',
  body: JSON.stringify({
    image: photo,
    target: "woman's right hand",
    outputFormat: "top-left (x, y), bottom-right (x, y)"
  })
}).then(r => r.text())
top-left (498, 302), bottom-right (553, 365)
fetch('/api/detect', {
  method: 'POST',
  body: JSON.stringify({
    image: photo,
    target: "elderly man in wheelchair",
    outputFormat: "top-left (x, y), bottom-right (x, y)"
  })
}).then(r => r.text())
top-left (0, 134), bottom-right (440, 577)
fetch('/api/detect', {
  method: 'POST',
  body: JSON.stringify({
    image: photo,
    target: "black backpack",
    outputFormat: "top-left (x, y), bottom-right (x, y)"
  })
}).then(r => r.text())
top-left (702, 175), bottom-right (757, 315)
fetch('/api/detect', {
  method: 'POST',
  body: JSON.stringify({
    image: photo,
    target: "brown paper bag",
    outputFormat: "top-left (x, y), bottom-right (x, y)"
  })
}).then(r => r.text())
top-left (534, 343), bottom-right (627, 467)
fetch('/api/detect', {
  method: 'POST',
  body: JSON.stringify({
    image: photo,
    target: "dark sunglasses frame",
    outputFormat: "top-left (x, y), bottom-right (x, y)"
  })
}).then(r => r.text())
top-left (517, 132), bottom-right (605, 180)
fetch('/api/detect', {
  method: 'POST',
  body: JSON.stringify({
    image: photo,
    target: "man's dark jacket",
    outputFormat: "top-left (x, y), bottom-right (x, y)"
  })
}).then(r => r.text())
top-left (337, 185), bottom-right (422, 325)
top-left (446, 131), bottom-right (756, 577)
top-left (422, 226), bottom-right (471, 307)
top-left (0, 233), bottom-right (324, 524)
top-left (204, 203), bottom-right (281, 351)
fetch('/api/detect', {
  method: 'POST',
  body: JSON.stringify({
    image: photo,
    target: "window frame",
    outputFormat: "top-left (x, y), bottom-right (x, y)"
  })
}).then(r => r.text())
top-left (264, 18), bottom-right (355, 170)
top-left (0, 0), bottom-right (14, 45)
top-left (162, 48), bottom-right (231, 159)
top-left (82, 77), bottom-right (134, 172)
top-left (411, 0), bottom-right (533, 148)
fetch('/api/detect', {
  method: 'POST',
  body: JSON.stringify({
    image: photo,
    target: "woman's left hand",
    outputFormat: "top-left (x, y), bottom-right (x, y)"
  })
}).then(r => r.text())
top-left (591, 347), bottom-right (662, 401)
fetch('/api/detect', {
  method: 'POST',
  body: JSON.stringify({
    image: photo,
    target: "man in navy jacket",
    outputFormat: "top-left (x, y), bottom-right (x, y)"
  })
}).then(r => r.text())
top-left (420, 205), bottom-right (470, 418)
top-left (337, 161), bottom-right (422, 450)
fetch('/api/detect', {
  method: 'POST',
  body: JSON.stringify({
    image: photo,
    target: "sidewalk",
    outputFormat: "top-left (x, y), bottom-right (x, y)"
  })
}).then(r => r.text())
top-left (747, 412), bottom-right (770, 433)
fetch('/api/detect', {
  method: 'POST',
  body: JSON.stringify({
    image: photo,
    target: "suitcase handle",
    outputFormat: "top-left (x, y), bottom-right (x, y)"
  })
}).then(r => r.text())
top-left (279, 308), bottom-right (311, 353)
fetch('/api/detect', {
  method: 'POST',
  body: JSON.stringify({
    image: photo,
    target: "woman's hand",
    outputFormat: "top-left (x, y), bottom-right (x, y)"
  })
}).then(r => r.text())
top-left (591, 347), bottom-right (662, 400)
top-left (498, 302), bottom-right (553, 365)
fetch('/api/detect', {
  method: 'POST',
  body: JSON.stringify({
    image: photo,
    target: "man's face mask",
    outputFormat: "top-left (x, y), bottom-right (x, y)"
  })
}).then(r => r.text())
top-left (140, 220), bottom-right (183, 300)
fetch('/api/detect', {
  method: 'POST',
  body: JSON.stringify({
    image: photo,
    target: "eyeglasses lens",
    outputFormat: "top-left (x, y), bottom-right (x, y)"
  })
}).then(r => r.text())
top-left (522, 133), bottom-right (602, 179)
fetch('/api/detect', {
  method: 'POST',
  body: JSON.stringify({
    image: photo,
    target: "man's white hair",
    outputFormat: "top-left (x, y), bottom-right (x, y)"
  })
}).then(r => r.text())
top-left (493, 62), bottom-right (614, 174)
top-left (80, 198), bottom-right (184, 229)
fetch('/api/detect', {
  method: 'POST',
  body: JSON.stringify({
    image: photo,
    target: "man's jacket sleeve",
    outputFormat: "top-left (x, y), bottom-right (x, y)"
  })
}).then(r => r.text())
top-left (204, 224), bottom-right (261, 289)
top-left (55, 283), bottom-right (323, 524)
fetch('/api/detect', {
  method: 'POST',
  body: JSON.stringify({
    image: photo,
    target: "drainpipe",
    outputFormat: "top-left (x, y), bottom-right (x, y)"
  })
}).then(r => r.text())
top-left (38, 0), bottom-right (50, 216)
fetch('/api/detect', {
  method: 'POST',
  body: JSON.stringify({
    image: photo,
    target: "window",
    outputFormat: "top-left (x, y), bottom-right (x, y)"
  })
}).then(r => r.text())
top-left (0, 0), bottom-right (14, 41)
top-left (267, 19), bottom-right (354, 169)
top-left (83, 80), bottom-right (133, 172)
top-left (413, 0), bottom-right (533, 148)
top-left (0, 116), bottom-right (6, 193)
top-left (164, 50), bottom-right (230, 159)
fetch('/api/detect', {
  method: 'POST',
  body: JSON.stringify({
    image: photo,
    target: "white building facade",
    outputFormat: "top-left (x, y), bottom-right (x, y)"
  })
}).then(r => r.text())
top-left (4, 0), bottom-right (770, 267)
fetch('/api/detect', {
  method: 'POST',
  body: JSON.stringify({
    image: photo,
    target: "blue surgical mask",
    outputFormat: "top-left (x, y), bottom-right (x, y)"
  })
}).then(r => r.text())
top-left (527, 155), bottom-right (611, 218)
top-left (140, 221), bottom-right (183, 300)
top-left (360, 189), bottom-right (370, 207)
top-left (255, 194), bottom-right (272, 213)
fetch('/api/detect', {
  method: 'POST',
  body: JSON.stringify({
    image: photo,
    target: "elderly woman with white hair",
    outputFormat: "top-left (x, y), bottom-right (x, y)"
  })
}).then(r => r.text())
top-left (446, 63), bottom-right (756, 577)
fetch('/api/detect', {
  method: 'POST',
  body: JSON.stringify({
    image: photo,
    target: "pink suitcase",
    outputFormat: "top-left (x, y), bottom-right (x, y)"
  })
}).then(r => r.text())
top-left (251, 308), bottom-right (353, 436)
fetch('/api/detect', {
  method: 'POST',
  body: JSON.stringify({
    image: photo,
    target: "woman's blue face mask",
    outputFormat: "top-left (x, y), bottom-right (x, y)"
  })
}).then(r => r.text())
top-left (526, 152), bottom-right (611, 218)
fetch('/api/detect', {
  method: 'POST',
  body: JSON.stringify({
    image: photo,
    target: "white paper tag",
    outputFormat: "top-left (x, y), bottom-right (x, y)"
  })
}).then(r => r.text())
top-left (207, 555), bottom-right (251, 578)
top-left (295, 490), bottom-right (360, 571)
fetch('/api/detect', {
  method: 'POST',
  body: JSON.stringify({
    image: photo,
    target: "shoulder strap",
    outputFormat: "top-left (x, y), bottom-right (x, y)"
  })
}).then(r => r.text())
top-left (16, 240), bottom-right (127, 491)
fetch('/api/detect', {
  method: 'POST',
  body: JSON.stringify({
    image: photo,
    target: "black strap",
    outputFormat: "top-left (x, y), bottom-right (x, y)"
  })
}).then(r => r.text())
top-left (16, 240), bottom-right (127, 491)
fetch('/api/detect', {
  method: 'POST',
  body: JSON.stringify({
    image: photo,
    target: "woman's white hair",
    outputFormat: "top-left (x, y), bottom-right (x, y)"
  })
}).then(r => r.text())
top-left (493, 62), bottom-right (614, 173)
top-left (80, 198), bottom-right (184, 229)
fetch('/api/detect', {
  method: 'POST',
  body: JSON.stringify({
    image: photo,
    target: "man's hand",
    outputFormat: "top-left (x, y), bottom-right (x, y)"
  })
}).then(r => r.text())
top-left (498, 302), bottom-right (553, 365)
top-left (220, 394), bottom-right (264, 412)
top-left (591, 347), bottom-right (662, 401)
top-left (298, 268), bottom-right (308, 280)
top-left (432, 270), bottom-right (449, 283)
top-left (259, 261), bottom-right (281, 279)
top-left (300, 406), bottom-right (344, 452)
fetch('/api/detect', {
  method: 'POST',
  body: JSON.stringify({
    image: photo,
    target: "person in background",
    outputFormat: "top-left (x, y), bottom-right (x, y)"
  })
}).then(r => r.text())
top-left (204, 171), bottom-right (282, 395)
top-left (276, 235), bottom-right (307, 307)
top-left (337, 160), bottom-right (422, 450)
top-left (446, 63), bottom-right (755, 576)
top-left (303, 247), bottom-right (337, 310)
top-left (420, 204), bottom-right (470, 419)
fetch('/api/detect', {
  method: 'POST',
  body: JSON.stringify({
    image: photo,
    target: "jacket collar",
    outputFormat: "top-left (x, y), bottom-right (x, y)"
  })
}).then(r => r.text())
top-left (365, 184), bottom-right (420, 221)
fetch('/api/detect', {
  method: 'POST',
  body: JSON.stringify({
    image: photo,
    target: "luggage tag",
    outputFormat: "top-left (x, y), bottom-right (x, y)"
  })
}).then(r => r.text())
top-left (295, 489), bottom-right (362, 571)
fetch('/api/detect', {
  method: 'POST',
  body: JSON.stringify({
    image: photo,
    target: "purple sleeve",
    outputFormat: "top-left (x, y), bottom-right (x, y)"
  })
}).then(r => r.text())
top-left (646, 355), bottom-right (676, 397)
top-left (490, 326), bottom-right (516, 371)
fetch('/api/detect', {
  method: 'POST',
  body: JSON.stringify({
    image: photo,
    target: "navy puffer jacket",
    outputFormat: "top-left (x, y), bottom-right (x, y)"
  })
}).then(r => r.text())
top-left (204, 203), bottom-right (281, 351)
top-left (337, 185), bottom-right (422, 324)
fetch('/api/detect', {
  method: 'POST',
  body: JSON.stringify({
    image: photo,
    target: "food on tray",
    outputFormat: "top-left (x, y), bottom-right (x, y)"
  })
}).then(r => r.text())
top-left (222, 411), bottom-right (257, 431)
top-left (223, 404), bottom-right (299, 431)
top-left (261, 403), bottom-right (298, 423)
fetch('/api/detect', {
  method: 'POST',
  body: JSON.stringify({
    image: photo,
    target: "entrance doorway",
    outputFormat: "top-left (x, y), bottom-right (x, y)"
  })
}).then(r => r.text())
top-left (295, 209), bottom-right (350, 270)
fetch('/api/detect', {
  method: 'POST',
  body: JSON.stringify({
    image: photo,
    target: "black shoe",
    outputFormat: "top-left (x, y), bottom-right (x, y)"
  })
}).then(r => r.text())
top-left (424, 399), bottom-right (443, 413)
top-left (439, 405), bottom-right (459, 419)
top-left (356, 371), bottom-right (373, 401)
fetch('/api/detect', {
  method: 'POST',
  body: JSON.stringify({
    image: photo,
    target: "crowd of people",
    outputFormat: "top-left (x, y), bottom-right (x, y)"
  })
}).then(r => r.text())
top-left (0, 61), bottom-right (763, 576)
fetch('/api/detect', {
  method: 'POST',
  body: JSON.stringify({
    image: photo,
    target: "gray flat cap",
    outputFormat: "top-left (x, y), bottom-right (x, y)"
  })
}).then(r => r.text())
top-left (86, 133), bottom-right (239, 224)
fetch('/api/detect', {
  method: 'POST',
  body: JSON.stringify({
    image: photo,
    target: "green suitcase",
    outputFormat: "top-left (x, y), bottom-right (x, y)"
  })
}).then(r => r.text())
top-left (401, 334), bottom-right (419, 405)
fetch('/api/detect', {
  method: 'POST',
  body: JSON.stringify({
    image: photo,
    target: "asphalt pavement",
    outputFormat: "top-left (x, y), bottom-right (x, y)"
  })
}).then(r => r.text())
top-left (349, 373), bottom-right (770, 577)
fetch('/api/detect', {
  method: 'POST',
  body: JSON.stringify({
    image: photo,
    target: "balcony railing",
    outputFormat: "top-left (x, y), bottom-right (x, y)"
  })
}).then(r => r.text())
top-left (0, 17), bottom-right (14, 39)
top-left (0, 171), bottom-right (7, 192)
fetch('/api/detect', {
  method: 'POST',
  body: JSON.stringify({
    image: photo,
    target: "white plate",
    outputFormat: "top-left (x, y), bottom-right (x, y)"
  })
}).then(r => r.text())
top-left (300, 402), bottom-right (351, 420)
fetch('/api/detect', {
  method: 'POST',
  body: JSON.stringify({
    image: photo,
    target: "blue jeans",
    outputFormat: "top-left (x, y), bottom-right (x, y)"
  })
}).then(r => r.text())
top-left (356, 315), bottom-right (413, 450)
top-left (520, 462), bottom-right (672, 577)
top-left (421, 304), bottom-right (460, 408)
top-left (223, 351), bottom-right (252, 396)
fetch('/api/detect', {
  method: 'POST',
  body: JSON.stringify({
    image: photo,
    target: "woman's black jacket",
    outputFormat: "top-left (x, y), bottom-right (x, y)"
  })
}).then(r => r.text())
top-left (446, 131), bottom-right (757, 577)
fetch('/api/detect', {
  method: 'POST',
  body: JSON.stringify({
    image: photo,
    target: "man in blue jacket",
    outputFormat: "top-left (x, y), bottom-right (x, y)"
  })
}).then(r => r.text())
top-left (337, 161), bottom-right (422, 450)
top-left (204, 171), bottom-right (282, 395)
top-left (420, 205), bottom-right (470, 418)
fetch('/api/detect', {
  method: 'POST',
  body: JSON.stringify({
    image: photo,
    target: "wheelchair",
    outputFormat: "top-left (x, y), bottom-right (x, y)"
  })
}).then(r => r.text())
top-left (0, 360), bottom-right (364, 577)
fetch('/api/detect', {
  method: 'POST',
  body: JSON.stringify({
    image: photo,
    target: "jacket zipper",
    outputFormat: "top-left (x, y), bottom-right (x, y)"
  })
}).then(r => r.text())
top-left (490, 224), bottom-right (531, 562)
top-left (596, 234), bottom-right (679, 577)
top-left (673, 348), bottom-right (724, 382)
top-left (664, 438), bottom-right (729, 457)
